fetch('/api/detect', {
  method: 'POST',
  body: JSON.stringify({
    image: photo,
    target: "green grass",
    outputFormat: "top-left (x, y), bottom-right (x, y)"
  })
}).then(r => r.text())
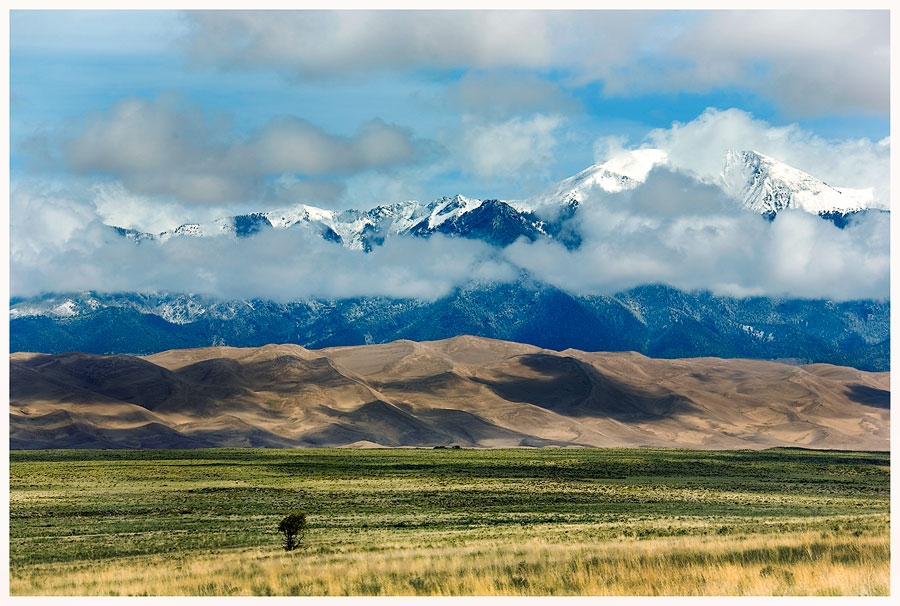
top-left (8, 447), bottom-right (890, 595)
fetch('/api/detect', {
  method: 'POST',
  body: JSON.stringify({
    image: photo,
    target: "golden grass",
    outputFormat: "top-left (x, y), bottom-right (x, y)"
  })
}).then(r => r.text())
top-left (11, 526), bottom-right (889, 596)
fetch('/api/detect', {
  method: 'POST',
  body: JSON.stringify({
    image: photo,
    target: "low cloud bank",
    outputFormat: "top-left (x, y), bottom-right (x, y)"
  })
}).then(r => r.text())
top-left (508, 168), bottom-right (889, 301)
top-left (10, 167), bottom-right (889, 303)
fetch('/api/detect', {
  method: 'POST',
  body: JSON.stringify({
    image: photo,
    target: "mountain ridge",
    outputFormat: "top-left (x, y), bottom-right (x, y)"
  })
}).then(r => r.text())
top-left (9, 282), bottom-right (889, 372)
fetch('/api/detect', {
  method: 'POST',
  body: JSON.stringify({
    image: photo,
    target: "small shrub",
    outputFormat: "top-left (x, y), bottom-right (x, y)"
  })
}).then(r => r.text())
top-left (408, 575), bottom-right (432, 594)
top-left (278, 512), bottom-right (307, 552)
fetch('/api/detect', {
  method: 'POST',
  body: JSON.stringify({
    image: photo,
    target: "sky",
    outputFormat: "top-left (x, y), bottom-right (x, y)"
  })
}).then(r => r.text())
top-left (5, 7), bottom-right (893, 302)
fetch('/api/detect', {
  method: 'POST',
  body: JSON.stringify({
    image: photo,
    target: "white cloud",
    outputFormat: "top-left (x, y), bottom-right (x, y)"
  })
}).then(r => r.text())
top-left (503, 167), bottom-right (889, 300)
top-left (91, 182), bottom-right (238, 234)
top-left (249, 116), bottom-right (418, 175)
top-left (8, 183), bottom-right (98, 264)
top-left (10, 166), bottom-right (889, 303)
top-left (9, 184), bottom-right (518, 301)
top-left (459, 114), bottom-right (563, 179)
top-left (641, 108), bottom-right (890, 206)
top-left (670, 11), bottom-right (889, 116)
top-left (759, 209), bottom-right (890, 299)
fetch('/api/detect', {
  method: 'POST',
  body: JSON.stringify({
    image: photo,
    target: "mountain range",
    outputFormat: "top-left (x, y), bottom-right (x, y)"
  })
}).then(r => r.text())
top-left (9, 336), bottom-right (890, 451)
top-left (9, 282), bottom-right (889, 371)
top-left (9, 149), bottom-right (890, 371)
top-left (109, 148), bottom-right (886, 250)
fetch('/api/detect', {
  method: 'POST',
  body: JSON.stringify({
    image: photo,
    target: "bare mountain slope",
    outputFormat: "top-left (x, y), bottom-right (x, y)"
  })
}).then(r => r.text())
top-left (9, 336), bottom-right (889, 450)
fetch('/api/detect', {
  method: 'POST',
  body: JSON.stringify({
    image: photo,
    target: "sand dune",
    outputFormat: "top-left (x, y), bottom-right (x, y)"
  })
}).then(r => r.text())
top-left (9, 336), bottom-right (889, 450)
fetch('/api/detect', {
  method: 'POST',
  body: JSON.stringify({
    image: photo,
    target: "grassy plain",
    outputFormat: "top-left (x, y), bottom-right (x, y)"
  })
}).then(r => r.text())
top-left (8, 447), bottom-right (890, 596)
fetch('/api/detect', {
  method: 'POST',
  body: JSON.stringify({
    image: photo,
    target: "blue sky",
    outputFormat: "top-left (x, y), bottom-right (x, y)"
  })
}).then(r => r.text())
top-left (6, 8), bottom-right (892, 301)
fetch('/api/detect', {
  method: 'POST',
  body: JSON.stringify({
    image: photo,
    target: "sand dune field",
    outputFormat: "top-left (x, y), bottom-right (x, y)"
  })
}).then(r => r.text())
top-left (9, 336), bottom-right (889, 450)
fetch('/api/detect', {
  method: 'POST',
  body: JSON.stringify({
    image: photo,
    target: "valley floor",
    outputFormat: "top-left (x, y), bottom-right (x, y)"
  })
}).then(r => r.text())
top-left (8, 447), bottom-right (890, 596)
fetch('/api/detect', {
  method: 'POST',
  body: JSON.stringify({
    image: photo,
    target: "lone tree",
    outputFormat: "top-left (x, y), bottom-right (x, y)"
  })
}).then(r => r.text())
top-left (278, 512), bottom-right (307, 552)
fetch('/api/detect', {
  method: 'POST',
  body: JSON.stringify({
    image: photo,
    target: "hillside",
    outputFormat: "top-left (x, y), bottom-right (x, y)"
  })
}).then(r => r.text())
top-left (9, 336), bottom-right (889, 451)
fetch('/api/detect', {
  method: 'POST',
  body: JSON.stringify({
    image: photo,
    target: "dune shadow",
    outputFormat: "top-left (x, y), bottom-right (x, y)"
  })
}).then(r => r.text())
top-left (845, 384), bottom-right (890, 409)
top-left (471, 353), bottom-right (696, 421)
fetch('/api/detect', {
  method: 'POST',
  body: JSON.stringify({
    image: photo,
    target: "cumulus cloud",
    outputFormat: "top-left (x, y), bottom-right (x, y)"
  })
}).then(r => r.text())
top-left (91, 182), bottom-right (240, 234)
top-left (39, 95), bottom-right (426, 205)
top-left (504, 167), bottom-right (889, 300)
top-left (9, 183), bottom-right (99, 263)
top-left (640, 108), bottom-right (890, 206)
top-left (459, 114), bottom-right (563, 179)
top-left (183, 10), bottom-right (888, 117)
top-left (140, 229), bottom-right (515, 301)
top-left (760, 209), bottom-right (889, 298)
top-left (248, 116), bottom-right (419, 175)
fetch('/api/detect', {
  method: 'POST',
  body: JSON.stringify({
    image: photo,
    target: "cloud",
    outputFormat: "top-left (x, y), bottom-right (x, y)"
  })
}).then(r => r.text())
top-left (668, 11), bottom-right (889, 116)
top-left (10, 103), bottom-right (889, 304)
top-left (504, 167), bottom-right (889, 300)
top-left (446, 72), bottom-right (580, 119)
top-left (10, 163), bottom-right (889, 304)
top-left (184, 10), bottom-right (561, 76)
top-left (264, 176), bottom-right (347, 208)
top-left (458, 114), bottom-right (563, 179)
top-left (8, 183), bottom-right (99, 264)
top-left (9, 187), bottom-right (518, 301)
top-left (249, 116), bottom-right (419, 175)
top-left (568, 11), bottom-right (888, 117)
top-left (183, 10), bottom-right (889, 118)
top-left (760, 209), bottom-right (890, 299)
top-left (640, 108), bottom-right (890, 206)
top-left (90, 182), bottom-right (242, 234)
top-left (38, 94), bottom-right (427, 205)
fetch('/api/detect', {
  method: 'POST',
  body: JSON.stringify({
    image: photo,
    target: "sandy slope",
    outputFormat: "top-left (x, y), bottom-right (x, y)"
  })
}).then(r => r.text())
top-left (9, 336), bottom-right (889, 450)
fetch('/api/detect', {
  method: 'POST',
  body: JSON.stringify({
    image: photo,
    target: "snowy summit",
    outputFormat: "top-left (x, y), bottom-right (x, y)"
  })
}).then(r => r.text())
top-left (720, 150), bottom-right (879, 216)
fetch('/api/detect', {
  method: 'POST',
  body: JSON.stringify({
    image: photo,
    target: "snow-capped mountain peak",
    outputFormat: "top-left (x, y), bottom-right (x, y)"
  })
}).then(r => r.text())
top-left (596, 148), bottom-right (669, 182)
top-left (540, 148), bottom-right (669, 206)
top-left (720, 150), bottom-right (879, 215)
top-left (264, 204), bottom-right (336, 229)
top-left (425, 194), bottom-right (483, 229)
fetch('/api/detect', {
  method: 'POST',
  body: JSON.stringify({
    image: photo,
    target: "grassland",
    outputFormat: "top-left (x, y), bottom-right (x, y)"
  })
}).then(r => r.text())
top-left (8, 447), bottom-right (890, 596)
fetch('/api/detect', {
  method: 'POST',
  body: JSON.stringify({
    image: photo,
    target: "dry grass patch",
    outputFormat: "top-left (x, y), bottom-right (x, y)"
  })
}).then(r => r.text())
top-left (10, 528), bottom-right (888, 596)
